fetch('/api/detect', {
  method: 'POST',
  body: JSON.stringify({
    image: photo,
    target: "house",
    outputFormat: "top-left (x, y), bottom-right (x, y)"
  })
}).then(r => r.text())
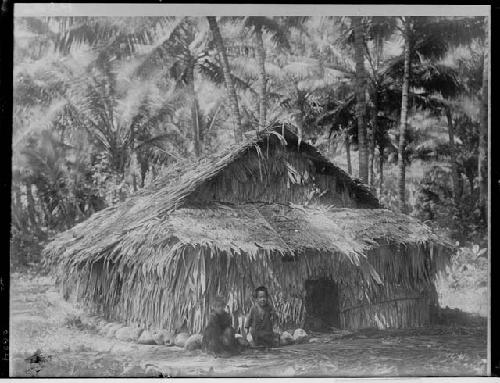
top-left (44, 124), bottom-right (451, 333)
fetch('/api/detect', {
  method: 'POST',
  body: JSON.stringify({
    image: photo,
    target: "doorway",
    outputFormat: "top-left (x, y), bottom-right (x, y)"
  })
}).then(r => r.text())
top-left (304, 279), bottom-right (340, 331)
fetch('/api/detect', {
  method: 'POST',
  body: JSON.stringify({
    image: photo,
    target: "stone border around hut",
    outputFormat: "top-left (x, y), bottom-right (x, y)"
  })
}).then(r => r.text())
top-left (79, 314), bottom-right (317, 350)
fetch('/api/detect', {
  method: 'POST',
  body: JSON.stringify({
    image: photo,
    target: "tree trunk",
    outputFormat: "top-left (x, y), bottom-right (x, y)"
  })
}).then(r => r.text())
top-left (352, 16), bottom-right (368, 184)
top-left (131, 157), bottom-right (138, 192)
top-left (478, 17), bottom-right (489, 221)
top-left (368, 91), bottom-right (378, 191)
top-left (190, 81), bottom-right (201, 157)
top-left (13, 181), bottom-right (22, 210)
top-left (37, 187), bottom-right (52, 228)
top-left (295, 81), bottom-right (304, 146)
top-left (379, 145), bottom-right (385, 198)
top-left (368, 126), bottom-right (375, 189)
top-left (446, 108), bottom-right (461, 206)
top-left (345, 135), bottom-right (352, 175)
top-left (184, 62), bottom-right (202, 158)
top-left (25, 181), bottom-right (37, 228)
top-left (139, 156), bottom-right (148, 188)
top-left (254, 24), bottom-right (267, 131)
top-left (398, 17), bottom-right (411, 213)
top-left (128, 115), bottom-right (138, 192)
top-left (468, 174), bottom-right (474, 196)
top-left (207, 16), bottom-right (243, 141)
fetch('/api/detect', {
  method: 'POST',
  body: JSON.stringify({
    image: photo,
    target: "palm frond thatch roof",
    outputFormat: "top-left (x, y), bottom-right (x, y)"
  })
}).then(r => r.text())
top-left (44, 123), bottom-right (380, 256)
top-left (44, 123), bottom-right (451, 279)
top-left (45, 201), bottom-right (452, 277)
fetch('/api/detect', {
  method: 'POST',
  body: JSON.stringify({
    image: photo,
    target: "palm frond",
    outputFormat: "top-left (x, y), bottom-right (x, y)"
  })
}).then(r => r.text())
top-left (135, 132), bottom-right (179, 151)
top-left (412, 63), bottom-right (464, 99)
top-left (134, 17), bottom-right (193, 79)
top-left (53, 17), bottom-right (118, 55)
top-left (197, 61), bottom-right (256, 93)
top-left (243, 17), bottom-right (291, 50)
top-left (315, 94), bottom-right (356, 135)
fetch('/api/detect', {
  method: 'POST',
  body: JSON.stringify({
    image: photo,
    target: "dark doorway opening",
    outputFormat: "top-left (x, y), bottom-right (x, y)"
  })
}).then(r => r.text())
top-left (305, 279), bottom-right (340, 332)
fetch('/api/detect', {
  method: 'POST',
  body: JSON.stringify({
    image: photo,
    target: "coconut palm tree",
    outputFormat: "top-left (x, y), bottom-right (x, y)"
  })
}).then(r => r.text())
top-left (478, 17), bottom-right (488, 220)
top-left (350, 17), bottom-right (369, 184)
top-left (397, 16), bottom-right (411, 213)
top-left (386, 16), bottom-right (485, 212)
top-left (335, 16), bottom-right (386, 185)
top-left (363, 17), bottom-right (398, 189)
top-left (207, 16), bottom-right (243, 140)
top-left (50, 16), bottom-right (250, 152)
top-left (237, 17), bottom-right (307, 131)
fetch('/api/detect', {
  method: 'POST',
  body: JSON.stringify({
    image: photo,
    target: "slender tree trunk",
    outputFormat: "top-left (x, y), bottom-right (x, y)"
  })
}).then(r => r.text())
top-left (37, 188), bottom-right (52, 227)
top-left (25, 181), bottom-right (37, 228)
top-left (295, 81), bottom-right (304, 146)
top-left (379, 145), bottom-right (385, 198)
top-left (478, 17), bottom-right (489, 221)
top-left (398, 17), bottom-right (411, 213)
top-left (352, 16), bottom-right (368, 184)
top-left (131, 157), bottom-right (138, 192)
top-left (368, 91), bottom-right (378, 191)
top-left (469, 174), bottom-right (474, 196)
top-left (128, 115), bottom-right (138, 192)
top-left (12, 180), bottom-right (22, 210)
top-left (139, 157), bottom-right (148, 188)
top-left (446, 108), bottom-right (461, 206)
top-left (254, 24), bottom-right (267, 131)
top-left (183, 63), bottom-right (202, 158)
top-left (189, 79), bottom-right (201, 157)
top-left (345, 135), bottom-right (352, 175)
top-left (11, 182), bottom-right (24, 229)
top-left (207, 16), bottom-right (243, 141)
top-left (368, 126), bottom-right (375, 189)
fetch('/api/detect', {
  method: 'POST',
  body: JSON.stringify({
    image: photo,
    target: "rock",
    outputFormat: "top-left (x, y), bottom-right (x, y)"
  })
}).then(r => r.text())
top-left (94, 318), bottom-right (107, 329)
top-left (293, 328), bottom-right (308, 344)
top-left (99, 322), bottom-right (114, 335)
top-left (80, 315), bottom-right (97, 330)
top-left (174, 332), bottom-right (190, 347)
top-left (105, 323), bottom-right (124, 338)
top-left (164, 331), bottom-right (176, 346)
top-left (308, 337), bottom-right (321, 343)
top-left (280, 331), bottom-right (294, 346)
top-left (152, 330), bottom-right (175, 346)
top-left (145, 365), bottom-right (163, 376)
top-left (184, 334), bottom-right (203, 351)
top-left (116, 326), bottom-right (144, 342)
top-left (137, 330), bottom-right (156, 345)
top-left (123, 364), bottom-right (148, 377)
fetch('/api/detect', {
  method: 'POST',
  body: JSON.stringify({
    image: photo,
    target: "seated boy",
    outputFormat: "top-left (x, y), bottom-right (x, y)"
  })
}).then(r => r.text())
top-left (244, 286), bottom-right (279, 348)
top-left (202, 296), bottom-right (238, 356)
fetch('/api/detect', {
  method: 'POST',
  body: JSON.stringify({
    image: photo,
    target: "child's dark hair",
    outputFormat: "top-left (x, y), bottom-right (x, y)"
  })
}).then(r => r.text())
top-left (253, 285), bottom-right (268, 298)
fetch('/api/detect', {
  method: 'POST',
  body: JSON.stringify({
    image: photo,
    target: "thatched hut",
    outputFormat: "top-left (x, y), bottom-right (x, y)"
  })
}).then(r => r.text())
top-left (44, 124), bottom-right (452, 333)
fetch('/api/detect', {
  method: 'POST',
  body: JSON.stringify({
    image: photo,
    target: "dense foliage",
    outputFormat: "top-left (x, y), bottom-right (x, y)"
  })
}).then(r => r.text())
top-left (11, 16), bottom-right (488, 269)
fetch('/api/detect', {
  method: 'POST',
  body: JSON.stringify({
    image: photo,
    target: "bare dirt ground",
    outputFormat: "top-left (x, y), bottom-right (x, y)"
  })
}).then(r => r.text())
top-left (9, 272), bottom-right (488, 377)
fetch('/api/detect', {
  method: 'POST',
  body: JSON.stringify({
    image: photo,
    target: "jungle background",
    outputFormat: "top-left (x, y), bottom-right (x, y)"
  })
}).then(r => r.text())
top-left (9, 15), bottom-right (489, 377)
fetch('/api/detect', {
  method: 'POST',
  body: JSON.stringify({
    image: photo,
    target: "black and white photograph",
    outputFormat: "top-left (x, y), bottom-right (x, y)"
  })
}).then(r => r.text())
top-left (7, 3), bottom-right (491, 378)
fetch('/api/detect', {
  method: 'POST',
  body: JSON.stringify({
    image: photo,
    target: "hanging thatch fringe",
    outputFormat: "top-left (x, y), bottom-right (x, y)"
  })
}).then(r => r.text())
top-left (54, 230), bottom-right (449, 333)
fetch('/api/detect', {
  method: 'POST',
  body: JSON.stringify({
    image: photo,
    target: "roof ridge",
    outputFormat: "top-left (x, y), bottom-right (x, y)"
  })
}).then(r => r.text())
top-left (136, 122), bottom-right (378, 207)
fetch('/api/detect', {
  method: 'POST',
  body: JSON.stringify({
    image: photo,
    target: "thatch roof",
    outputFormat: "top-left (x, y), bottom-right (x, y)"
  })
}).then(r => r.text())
top-left (44, 123), bottom-right (452, 286)
top-left (46, 200), bottom-right (451, 272)
top-left (44, 124), bottom-right (384, 262)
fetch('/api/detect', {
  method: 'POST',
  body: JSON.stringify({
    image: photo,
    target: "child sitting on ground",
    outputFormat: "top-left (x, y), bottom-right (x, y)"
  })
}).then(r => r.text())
top-left (244, 286), bottom-right (279, 348)
top-left (202, 295), bottom-right (238, 356)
